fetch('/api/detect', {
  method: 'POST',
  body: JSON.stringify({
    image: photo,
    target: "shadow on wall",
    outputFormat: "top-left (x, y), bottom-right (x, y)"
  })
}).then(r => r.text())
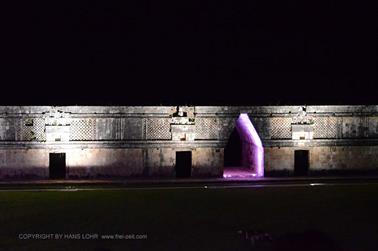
top-left (224, 128), bottom-right (242, 167)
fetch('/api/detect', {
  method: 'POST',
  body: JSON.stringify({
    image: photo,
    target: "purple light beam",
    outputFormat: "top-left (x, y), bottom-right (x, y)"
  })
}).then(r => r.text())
top-left (235, 113), bottom-right (264, 177)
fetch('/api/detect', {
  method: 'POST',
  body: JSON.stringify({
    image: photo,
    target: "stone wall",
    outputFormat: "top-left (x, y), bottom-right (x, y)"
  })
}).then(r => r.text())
top-left (0, 105), bottom-right (377, 178)
top-left (1, 105), bottom-right (377, 142)
top-left (0, 147), bottom-right (225, 178)
top-left (264, 145), bottom-right (378, 174)
top-left (0, 149), bottom-right (49, 178)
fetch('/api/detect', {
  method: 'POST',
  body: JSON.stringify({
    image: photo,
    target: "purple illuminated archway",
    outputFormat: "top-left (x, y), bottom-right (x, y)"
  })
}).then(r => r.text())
top-left (223, 113), bottom-right (264, 178)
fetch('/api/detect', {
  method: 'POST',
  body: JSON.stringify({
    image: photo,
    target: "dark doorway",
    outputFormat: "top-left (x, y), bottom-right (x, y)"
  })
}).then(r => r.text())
top-left (224, 128), bottom-right (242, 167)
top-left (176, 151), bottom-right (192, 178)
top-left (294, 150), bottom-right (309, 176)
top-left (49, 153), bottom-right (66, 179)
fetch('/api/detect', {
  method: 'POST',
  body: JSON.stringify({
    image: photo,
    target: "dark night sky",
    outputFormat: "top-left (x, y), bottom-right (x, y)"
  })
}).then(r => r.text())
top-left (1, 1), bottom-right (376, 105)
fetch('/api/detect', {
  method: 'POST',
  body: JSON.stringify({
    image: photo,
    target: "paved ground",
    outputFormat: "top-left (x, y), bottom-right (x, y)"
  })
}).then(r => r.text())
top-left (1, 176), bottom-right (378, 190)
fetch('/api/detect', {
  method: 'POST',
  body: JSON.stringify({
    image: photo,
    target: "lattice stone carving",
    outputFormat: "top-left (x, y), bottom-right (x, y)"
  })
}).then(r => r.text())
top-left (33, 118), bottom-right (46, 141)
top-left (146, 118), bottom-right (171, 140)
top-left (313, 117), bottom-right (337, 139)
top-left (270, 117), bottom-right (292, 139)
top-left (20, 118), bottom-right (46, 141)
top-left (195, 118), bottom-right (219, 140)
top-left (21, 123), bottom-right (34, 141)
top-left (69, 119), bottom-right (95, 141)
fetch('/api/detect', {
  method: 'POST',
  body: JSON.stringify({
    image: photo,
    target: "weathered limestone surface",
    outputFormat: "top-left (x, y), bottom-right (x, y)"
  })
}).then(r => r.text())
top-left (66, 148), bottom-right (144, 178)
top-left (0, 149), bottom-right (49, 178)
top-left (144, 148), bottom-right (175, 177)
top-left (0, 105), bottom-right (377, 178)
top-left (264, 146), bottom-right (378, 173)
top-left (192, 148), bottom-right (223, 177)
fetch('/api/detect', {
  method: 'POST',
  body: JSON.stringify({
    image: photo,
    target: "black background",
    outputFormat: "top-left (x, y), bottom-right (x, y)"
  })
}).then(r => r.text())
top-left (1, 0), bottom-right (376, 105)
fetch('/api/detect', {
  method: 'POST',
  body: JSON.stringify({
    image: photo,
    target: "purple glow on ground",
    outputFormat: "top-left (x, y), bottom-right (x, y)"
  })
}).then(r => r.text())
top-left (223, 113), bottom-right (264, 179)
top-left (223, 167), bottom-right (258, 179)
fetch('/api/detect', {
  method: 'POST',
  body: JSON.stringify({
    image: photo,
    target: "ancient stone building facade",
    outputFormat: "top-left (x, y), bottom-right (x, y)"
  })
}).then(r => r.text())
top-left (0, 106), bottom-right (377, 179)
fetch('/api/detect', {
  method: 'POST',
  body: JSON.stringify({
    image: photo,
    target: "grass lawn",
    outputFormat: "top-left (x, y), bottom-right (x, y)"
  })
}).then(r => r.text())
top-left (0, 184), bottom-right (377, 251)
